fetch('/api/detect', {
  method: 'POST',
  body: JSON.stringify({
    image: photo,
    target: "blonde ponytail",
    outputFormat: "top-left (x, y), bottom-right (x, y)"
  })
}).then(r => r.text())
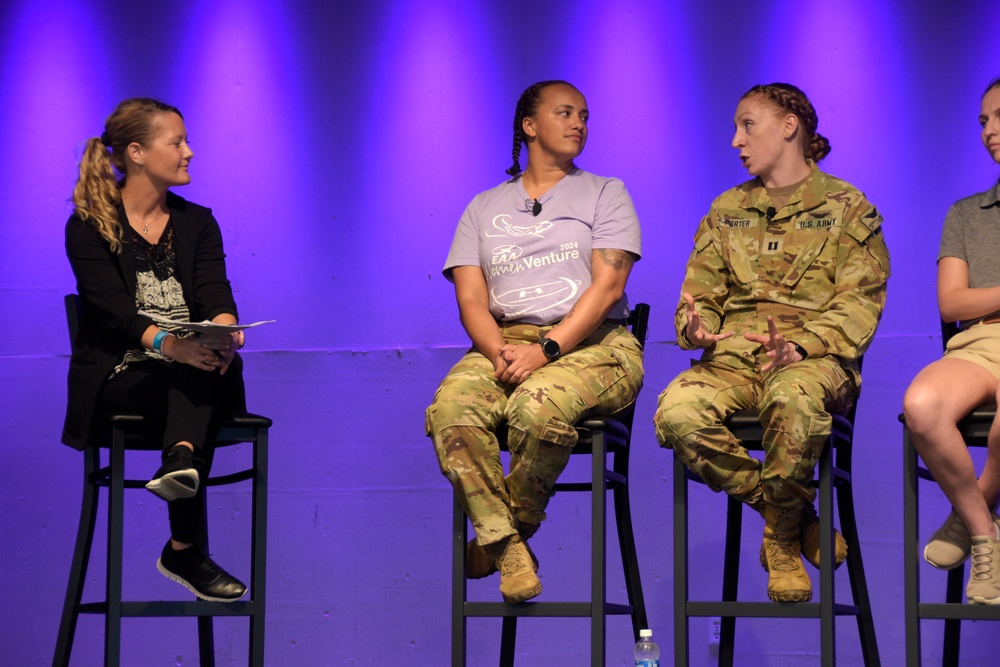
top-left (72, 137), bottom-right (123, 252)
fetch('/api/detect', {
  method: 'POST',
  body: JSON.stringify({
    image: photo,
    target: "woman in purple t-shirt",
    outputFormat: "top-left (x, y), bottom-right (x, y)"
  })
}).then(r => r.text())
top-left (426, 80), bottom-right (644, 604)
top-left (903, 76), bottom-right (1000, 604)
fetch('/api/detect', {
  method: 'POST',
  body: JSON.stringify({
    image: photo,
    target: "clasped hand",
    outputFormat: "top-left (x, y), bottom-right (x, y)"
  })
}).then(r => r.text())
top-left (165, 332), bottom-right (239, 375)
top-left (493, 342), bottom-right (548, 384)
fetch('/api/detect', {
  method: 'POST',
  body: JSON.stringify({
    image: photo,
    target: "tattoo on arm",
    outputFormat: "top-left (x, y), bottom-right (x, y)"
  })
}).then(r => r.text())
top-left (598, 248), bottom-right (634, 270)
top-left (562, 303), bottom-right (577, 321)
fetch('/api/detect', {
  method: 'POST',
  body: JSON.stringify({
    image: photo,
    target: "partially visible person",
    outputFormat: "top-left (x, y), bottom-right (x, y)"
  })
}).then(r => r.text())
top-left (426, 80), bottom-right (643, 604)
top-left (64, 98), bottom-right (248, 601)
top-left (654, 83), bottom-right (890, 603)
top-left (903, 76), bottom-right (1000, 604)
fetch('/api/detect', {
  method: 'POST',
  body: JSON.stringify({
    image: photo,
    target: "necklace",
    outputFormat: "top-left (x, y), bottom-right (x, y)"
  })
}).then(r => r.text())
top-left (124, 205), bottom-right (166, 235)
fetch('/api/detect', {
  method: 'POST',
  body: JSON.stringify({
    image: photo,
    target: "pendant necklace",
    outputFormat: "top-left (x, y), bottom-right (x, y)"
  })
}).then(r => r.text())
top-left (125, 205), bottom-right (165, 235)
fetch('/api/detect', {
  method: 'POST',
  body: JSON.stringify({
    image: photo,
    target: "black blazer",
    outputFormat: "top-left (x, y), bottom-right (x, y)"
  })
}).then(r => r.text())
top-left (62, 192), bottom-right (240, 450)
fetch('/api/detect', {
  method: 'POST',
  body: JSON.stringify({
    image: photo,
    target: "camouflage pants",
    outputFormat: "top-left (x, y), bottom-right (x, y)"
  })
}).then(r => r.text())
top-left (653, 358), bottom-right (854, 507)
top-left (426, 321), bottom-right (643, 546)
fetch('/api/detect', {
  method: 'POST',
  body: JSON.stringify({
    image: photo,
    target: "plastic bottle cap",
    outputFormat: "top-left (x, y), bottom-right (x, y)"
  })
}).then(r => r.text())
top-left (639, 629), bottom-right (652, 638)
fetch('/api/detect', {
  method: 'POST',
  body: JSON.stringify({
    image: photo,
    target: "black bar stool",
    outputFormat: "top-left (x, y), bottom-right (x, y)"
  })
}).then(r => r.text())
top-left (451, 303), bottom-right (650, 667)
top-left (673, 408), bottom-right (880, 666)
top-left (53, 294), bottom-right (270, 667)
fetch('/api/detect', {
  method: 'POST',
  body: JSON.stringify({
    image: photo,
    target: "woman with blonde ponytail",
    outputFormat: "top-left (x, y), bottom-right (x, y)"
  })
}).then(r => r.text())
top-left (63, 98), bottom-right (248, 601)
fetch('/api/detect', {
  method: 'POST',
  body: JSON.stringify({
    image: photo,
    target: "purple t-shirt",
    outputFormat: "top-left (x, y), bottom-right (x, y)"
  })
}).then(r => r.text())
top-left (444, 168), bottom-right (642, 325)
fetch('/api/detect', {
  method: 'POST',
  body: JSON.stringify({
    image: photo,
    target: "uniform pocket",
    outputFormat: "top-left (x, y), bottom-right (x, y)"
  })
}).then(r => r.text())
top-left (723, 232), bottom-right (757, 284)
top-left (781, 236), bottom-right (827, 288)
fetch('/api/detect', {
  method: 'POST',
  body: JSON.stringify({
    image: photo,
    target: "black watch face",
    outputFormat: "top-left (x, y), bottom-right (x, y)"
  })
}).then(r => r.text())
top-left (541, 338), bottom-right (560, 358)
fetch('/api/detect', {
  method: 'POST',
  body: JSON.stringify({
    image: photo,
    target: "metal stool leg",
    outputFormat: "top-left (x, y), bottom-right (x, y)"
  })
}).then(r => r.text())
top-left (105, 427), bottom-right (126, 667)
top-left (614, 470), bottom-right (647, 639)
top-left (500, 618), bottom-right (517, 667)
top-left (250, 427), bottom-right (269, 667)
top-left (452, 498), bottom-right (468, 667)
top-left (673, 459), bottom-right (690, 666)
top-left (53, 445), bottom-right (100, 667)
top-left (718, 495), bottom-right (743, 667)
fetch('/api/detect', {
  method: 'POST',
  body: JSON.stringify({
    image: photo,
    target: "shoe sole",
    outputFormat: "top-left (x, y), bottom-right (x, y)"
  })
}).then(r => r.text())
top-left (923, 546), bottom-right (970, 570)
top-left (768, 591), bottom-right (813, 603)
top-left (969, 596), bottom-right (1000, 604)
top-left (156, 558), bottom-right (247, 602)
top-left (501, 582), bottom-right (543, 605)
top-left (146, 470), bottom-right (200, 501)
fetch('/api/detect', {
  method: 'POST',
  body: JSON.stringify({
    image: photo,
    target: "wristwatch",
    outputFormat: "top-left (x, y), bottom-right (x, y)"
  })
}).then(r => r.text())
top-left (790, 342), bottom-right (808, 359)
top-left (537, 336), bottom-right (562, 361)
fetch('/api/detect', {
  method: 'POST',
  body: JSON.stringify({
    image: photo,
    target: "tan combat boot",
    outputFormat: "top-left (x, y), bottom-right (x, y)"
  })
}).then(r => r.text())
top-left (466, 537), bottom-right (538, 579)
top-left (755, 501), bottom-right (847, 571)
top-left (762, 504), bottom-right (812, 602)
top-left (799, 503), bottom-right (848, 569)
top-left (497, 535), bottom-right (542, 604)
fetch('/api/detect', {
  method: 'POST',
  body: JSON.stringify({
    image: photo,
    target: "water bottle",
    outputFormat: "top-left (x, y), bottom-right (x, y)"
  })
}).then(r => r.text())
top-left (634, 628), bottom-right (659, 666)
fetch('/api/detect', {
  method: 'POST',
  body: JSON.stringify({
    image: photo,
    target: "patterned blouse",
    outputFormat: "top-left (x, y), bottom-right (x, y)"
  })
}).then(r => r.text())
top-left (110, 221), bottom-right (192, 377)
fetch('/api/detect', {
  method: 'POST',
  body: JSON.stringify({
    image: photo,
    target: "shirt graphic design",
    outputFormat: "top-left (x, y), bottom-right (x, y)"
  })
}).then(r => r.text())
top-left (483, 212), bottom-right (584, 321)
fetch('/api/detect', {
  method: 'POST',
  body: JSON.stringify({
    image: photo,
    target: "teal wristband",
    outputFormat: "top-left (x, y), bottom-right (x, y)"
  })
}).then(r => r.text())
top-left (152, 330), bottom-right (168, 354)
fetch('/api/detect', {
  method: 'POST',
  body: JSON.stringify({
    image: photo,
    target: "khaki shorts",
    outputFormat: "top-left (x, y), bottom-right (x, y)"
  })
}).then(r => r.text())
top-left (944, 323), bottom-right (1000, 381)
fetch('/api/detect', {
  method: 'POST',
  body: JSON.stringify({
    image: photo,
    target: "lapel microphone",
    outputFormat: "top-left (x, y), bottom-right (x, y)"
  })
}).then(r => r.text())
top-left (526, 198), bottom-right (542, 216)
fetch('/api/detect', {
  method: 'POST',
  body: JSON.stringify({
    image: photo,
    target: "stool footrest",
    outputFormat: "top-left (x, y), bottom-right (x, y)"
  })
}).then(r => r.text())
top-left (686, 601), bottom-right (861, 619)
top-left (77, 600), bottom-right (254, 617)
top-left (464, 601), bottom-right (634, 617)
top-left (916, 603), bottom-right (1000, 620)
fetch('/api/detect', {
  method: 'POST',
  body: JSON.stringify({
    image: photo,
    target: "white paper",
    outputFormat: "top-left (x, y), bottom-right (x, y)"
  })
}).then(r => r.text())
top-left (139, 310), bottom-right (275, 334)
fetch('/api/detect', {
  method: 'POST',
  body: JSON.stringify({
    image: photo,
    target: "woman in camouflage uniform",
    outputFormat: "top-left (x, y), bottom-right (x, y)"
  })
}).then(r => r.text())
top-left (654, 83), bottom-right (890, 603)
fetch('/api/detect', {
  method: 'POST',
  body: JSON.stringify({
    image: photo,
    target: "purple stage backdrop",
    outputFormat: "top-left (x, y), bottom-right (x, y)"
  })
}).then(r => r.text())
top-left (2, 0), bottom-right (999, 664)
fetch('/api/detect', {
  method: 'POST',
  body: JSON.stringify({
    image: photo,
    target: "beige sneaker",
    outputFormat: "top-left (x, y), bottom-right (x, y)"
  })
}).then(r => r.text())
top-left (466, 537), bottom-right (537, 579)
top-left (762, 505), bottom-right (812, 603)
top-left (966, 535), bottom-right (1000, 604)
top-left (925, 510), bottom-right (1000, 570)
top-left (497, 535), bottom-right (542, 604)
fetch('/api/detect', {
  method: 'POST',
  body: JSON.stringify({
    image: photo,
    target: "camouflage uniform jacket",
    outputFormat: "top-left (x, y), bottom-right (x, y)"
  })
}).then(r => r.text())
top-left (675, 166), bottom-right (891, 385)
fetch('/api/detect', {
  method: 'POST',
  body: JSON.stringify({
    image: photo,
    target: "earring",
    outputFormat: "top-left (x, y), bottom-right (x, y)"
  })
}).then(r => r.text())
top-left (138, 162), bottom-right (144, 167)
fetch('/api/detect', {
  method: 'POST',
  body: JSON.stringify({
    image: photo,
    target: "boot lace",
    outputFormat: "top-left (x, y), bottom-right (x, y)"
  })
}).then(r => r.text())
top-left (764, 540), bottom-right (800, 572)
top-left (499, 542), bottom-right (531, 576)
top-left (970, 541), bottom-right (997, 582)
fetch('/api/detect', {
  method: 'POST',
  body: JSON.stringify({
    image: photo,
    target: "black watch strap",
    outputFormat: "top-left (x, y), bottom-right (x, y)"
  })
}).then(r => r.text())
top-left (791, 342), bottom-right (808, 359)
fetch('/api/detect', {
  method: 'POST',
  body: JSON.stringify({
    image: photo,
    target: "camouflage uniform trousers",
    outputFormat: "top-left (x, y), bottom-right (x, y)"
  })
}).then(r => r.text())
top-left (426, 321), bottom-right (643, 546)
top-left (653, 357), bottom-right (855, 508)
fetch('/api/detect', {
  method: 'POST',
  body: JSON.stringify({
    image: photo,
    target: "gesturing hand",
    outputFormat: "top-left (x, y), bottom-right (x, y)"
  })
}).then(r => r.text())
top-left (683, 292), bottom-right (733, 348)
top-left (743, 316), bottom-right (804, 371)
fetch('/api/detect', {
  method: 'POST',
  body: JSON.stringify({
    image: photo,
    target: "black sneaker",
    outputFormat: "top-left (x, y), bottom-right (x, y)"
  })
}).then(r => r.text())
top-left (156, 541), bottom-right (248, 602)
top-left (145, 445), bottom-right (200, 501)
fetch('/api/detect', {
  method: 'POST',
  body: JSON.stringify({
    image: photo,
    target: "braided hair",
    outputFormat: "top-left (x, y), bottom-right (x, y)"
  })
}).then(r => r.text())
top-left (71, 98), bottom-right (182, 253)
top-left (741, 83), bottom-right (831, 163)
top-left (504, 80), bottom-right (575, 177)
